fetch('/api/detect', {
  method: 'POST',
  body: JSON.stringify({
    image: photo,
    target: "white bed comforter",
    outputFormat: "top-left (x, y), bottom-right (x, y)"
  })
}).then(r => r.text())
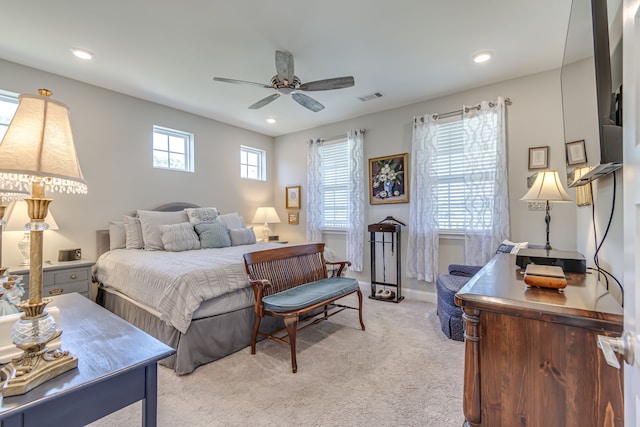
top-left (94, 242), bottom-right (288, 333)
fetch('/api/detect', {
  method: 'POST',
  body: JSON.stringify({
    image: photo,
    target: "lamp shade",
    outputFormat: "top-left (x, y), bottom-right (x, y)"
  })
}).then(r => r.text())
top-left (4, 200), bottom-right (58, 231)
top-left (0, 90), bottom-right (87, 195)
top-left (251, 207), bottom-right (281, 224)
top-left (520, 170), bottom-right (572, 202)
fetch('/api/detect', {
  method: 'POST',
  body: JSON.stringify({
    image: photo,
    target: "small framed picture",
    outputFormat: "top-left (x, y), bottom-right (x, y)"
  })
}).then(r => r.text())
top-left (285, 186), bottom-right (301, 210)
top-left (528, 146), bottom-right (549, 170)
top-left (566, 140), bottom-right (587, 165)
top-left (287, 211), bottom-right (299, 225)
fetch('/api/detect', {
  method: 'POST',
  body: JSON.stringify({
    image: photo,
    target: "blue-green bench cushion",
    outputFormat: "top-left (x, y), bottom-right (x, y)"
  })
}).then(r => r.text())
top-left (262, 277), bottom-right (359, 313)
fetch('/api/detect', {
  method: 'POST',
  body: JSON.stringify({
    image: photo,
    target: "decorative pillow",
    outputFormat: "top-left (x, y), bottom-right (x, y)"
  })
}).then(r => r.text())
top-left (108, 221), bottom-right (126, 250)
top-left (123, 216), bottom-right (144, 249)
top-left (185, 207), bottom-right (219, 225)
top-left (160, 222), bottom-right (201, 252)
top-left (137, 210), bottom-right (189, 251)
top-left (195, 221), bottom-right (231, 248)
top-left (496, 239), bottom-right (528, 254)
top-left (217, 212), bottom-right (246, 230)
top-left (229, 226), bottom-right (256, 246)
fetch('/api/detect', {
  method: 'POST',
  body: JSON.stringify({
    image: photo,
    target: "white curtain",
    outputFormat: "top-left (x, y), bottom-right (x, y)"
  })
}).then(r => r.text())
top-left (306, 138), bottom-right (323, 243)
top-left (406, 115), bottom-right (440, 282)
top-left (346, 129), bottom-right (365, 272)
top-left (462, 97), bottom-right (509, 265)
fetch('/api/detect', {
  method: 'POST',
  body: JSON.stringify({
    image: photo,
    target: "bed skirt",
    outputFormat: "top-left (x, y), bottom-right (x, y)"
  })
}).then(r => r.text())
top-left (97, 287), bottom-right (281, 375)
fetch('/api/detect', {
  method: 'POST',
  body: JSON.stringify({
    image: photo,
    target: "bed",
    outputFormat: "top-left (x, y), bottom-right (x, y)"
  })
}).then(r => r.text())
top-left (93, 203), bottom-right (288, 375)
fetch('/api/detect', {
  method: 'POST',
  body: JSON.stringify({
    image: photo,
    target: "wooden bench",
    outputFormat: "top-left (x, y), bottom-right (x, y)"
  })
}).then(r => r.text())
top-left (243, 243), bottom-right (365, 373)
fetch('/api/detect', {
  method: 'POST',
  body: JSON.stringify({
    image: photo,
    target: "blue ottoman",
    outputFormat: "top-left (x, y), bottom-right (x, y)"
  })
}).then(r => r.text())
top-left (436, 274), bottom-right (469, 341)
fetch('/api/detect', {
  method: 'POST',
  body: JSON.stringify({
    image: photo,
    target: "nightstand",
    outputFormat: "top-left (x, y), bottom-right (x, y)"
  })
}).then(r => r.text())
top-left (10, 260), bottom-right (95, 300)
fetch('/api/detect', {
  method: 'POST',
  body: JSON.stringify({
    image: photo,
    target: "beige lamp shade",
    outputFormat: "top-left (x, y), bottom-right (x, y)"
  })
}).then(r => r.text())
top-left (520, 170), bottom-right (572, 202)
top-left (0, 91), bottom-right (87, 195)
top-left (251, 207), bottom-right (282, 224)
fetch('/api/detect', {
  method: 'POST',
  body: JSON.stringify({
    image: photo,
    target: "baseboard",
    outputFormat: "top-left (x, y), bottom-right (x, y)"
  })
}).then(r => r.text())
top-left (357, 281), bottom-right (436, 304)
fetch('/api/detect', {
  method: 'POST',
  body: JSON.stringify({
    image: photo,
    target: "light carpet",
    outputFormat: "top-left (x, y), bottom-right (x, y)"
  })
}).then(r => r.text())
top-left (89, 290), bottom-right (465, 427)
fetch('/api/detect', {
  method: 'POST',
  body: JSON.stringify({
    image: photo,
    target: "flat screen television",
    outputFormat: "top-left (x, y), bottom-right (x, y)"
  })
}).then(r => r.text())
top-left (561, 0), bottom-right (622, 187)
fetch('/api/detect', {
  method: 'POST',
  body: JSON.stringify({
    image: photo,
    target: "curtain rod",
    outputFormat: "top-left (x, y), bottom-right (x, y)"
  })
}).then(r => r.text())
top-left (319, 129), bottom-right (366, 143)
top-left (432, 97), bottom-right (512, 120)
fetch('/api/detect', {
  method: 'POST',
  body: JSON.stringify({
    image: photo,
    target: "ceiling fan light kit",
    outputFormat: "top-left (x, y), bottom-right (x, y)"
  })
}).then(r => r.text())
top-left (214, 50), bottom-right (355, 112)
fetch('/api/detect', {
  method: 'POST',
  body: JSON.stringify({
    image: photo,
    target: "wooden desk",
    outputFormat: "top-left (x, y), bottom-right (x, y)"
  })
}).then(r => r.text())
top-left (454, 254), bottom-right (624, 427)
top-left (0, 293), bottom-right (175, 427)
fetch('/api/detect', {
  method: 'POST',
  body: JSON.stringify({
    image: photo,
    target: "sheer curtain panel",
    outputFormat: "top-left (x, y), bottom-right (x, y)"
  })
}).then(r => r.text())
top-left (346, 129), bottom-right (365, 272)
top-left (306, 138), bottom-right (323, 243)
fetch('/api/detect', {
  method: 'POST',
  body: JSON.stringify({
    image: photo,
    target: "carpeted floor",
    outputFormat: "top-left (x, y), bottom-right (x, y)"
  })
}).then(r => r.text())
top-left (89, 290), bottom-right (465, 427)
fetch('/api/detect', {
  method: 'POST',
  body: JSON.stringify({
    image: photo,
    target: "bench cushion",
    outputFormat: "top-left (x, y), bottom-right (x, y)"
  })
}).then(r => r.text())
top-left (262, 277), bottom-right (359, 313)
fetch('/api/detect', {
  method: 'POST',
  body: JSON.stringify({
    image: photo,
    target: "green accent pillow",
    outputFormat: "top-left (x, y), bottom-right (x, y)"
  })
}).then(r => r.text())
top-left (195, 221), bottom-right (231, 248)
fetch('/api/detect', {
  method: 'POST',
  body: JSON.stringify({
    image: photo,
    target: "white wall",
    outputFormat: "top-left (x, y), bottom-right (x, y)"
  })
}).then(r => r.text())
top-left (0, 59), bottom-right (276, 266)
top-left (274, 68), bottom-right (587, 299)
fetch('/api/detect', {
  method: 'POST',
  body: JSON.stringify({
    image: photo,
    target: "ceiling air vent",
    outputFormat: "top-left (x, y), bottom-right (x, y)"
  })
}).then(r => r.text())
top-left (357, 92), bottom-right (382, 102)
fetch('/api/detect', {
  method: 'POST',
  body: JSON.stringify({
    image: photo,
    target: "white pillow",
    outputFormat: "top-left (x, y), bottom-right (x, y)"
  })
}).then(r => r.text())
top-left (122, 216), bottom-right (144, 249)
top-left (137, 210), bottom-right (189, 251)
top-left (218, 212), bottom-right (246, 230)
top-left (160, 222), bottom-right (201, 252)
top-left (184, 207), bottom-right (219, 225)
top-left (229, 226), bottom-right (256, 246)
top-left (108, 221), bottom-right (126, 250)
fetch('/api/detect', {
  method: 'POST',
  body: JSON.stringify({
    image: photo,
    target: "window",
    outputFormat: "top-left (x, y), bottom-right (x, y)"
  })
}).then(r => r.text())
top-left (433, 117), bottom-right (497, 232)
top-left (319, 139), bottom-right (349, 230)
top-left (0, 92), bottom-right (19, 142)
top-left (152, 126), bottom-right (193, 172)
top-left (240, 145), bottom-right (266, 181)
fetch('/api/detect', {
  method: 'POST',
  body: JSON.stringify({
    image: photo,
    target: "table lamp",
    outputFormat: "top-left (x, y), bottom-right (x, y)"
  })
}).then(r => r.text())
top-left (520, 170), bottom-right (571, 250)
top-left (0, 89), bottom-right (87, 396)
top-left (5, 200), bottom-right (59, 266)
top-left (251, 207), bottom-right (281, 241)
top-left (0, 189), bottom-right (29, 274)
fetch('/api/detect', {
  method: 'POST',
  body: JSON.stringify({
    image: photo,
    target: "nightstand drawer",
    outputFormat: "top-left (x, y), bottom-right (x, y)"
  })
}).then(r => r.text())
top-left (43, 282), bottom-right (88, 297)
top-left (54, 269), bottom-right (88, 284)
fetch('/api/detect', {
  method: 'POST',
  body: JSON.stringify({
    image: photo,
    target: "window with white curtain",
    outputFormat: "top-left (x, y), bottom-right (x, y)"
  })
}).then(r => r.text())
top-left (319, 139), bottom-right (349, 230)
top-left (433, 116), bottom-right (497, 232)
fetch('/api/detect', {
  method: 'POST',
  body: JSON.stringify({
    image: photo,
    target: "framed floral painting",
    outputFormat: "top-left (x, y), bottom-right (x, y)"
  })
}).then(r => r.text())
top-left (369, 153), bottom-right (409, 204)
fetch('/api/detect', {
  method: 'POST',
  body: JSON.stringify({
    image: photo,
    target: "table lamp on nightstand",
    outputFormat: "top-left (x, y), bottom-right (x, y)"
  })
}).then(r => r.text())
top-left (252, 207), bottom-right (281, 241)
top-left (5, 200), bottom-right (59, 266)
top-left (0, 89), bottom-right (87, 396)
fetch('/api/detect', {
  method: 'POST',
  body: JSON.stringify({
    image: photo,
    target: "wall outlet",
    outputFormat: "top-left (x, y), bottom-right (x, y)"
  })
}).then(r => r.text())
top-left (528, 202), bottom-right (549, 211)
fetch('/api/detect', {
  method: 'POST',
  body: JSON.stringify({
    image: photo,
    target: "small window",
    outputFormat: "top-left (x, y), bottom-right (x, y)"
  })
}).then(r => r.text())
top-left (240, 145), bottom-right (266, 181)
top-left (152, 126), bottom-right (194, 172)
top-left (0, 91), bottom-right (19, 142)
top-left (319, 139), bottom-right (349, 230)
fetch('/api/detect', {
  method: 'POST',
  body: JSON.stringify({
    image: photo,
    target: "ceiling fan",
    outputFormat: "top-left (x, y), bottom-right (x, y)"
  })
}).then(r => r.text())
top-left (213, 50), bottom-right (355, 112)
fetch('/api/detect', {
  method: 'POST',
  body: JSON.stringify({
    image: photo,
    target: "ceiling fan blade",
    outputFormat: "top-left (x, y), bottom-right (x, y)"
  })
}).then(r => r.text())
top-left (299, 76), bottom-right (355, 91)
top-left (291, 93), bottom-right (324, 112)
top-left (275, 51), bottom-right (294, 84)
top-left (213, 77), bottom-right (272, 89)
top-left (249, 93), bottom-right (280, 109)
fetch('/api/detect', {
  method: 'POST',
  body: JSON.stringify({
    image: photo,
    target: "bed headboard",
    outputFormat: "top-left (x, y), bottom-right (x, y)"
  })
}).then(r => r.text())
top-left (96, 202), bottom-right (201, 259)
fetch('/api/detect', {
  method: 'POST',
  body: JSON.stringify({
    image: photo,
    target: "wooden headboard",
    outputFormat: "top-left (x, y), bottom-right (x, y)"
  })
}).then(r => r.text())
top-left (96, 202), bottom-right (200, 259)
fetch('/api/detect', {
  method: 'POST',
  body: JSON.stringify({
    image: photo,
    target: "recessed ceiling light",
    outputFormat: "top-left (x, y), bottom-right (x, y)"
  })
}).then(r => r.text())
top-left (70, 48), bottom-right (95, 60)
top-left (473, 51), bottom-right (493, 64)
top-left (266, 118), bottom-right (276, 124)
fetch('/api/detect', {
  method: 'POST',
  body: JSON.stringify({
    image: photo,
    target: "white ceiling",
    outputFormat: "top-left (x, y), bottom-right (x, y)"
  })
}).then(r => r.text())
top-left (0, 0), bottom-right (572, 137)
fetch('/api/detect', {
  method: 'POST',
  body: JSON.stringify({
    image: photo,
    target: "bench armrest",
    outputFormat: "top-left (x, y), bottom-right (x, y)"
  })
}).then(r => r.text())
top-left (326, 260), bottom-right (351, 277)
top-left (248, 278), bottom-right (272, 316)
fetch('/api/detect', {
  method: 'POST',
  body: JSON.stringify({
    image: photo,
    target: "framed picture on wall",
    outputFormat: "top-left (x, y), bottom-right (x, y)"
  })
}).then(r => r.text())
top-left (528, 146), bottom-right (549, 170)
top-left (287, 211), bottom-right (299, 225)
top-left (369, 153), bottom-right (409, 205)
top-left (286, 186), bottom-right (301, 209)
top-left (566, 140), bottom-right (587, 165)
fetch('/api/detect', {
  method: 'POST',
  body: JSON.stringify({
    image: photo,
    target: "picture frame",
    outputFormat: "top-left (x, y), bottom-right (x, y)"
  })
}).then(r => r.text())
top-left (369, 153), bottom-right (409, 205)
top-left (566, 140), bottom-right (588, 165)
top-left (528, 146), bottom-right (549, 170)
top-left (285, 186), bottom-right (301, 209)
top-left (287, 211), bottom-right (299, 225)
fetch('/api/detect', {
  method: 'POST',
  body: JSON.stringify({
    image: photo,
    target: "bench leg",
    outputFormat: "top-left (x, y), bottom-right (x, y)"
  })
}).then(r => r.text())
top-left (251, 314), bottom-right (262, 355)
top-left (357, 289), bottom-right (366, 331)
top-left (284, 316), bottom-right (299, 373)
